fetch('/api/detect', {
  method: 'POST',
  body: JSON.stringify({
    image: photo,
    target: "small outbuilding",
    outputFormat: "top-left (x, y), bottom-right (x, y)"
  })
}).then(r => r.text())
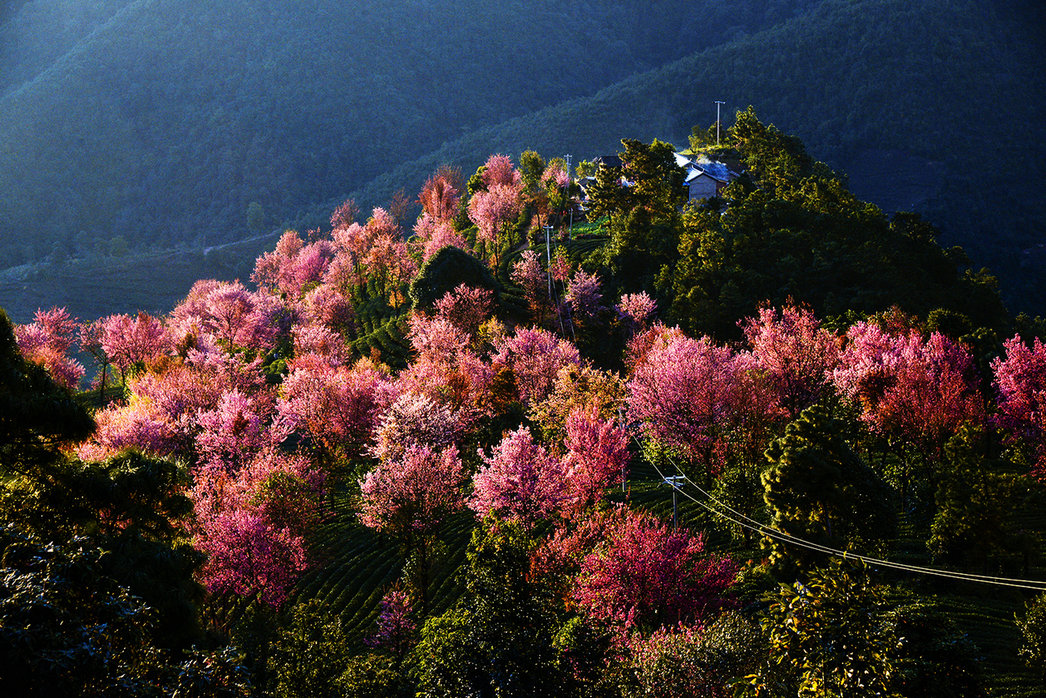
top-left (675, 153), bottom-right (739, 202)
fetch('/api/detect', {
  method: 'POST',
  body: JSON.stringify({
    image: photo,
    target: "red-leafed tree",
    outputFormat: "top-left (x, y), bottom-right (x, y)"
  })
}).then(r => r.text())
top-left (419, 165), bottom-right (463, 222)
top-left (330, 198), bottom-right (359, 231)
top-left (469, 426), bottom-right (567, 528)
top-left (992, 334), bottom-right (1046, 480)
top-left (571, 507), bottom-right (736, 634)
top-left (832, 322), bottom-right (983, 455)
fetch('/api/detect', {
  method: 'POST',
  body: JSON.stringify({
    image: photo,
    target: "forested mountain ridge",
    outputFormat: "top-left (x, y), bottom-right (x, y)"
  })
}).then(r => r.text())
top-left (329, 0), bottom-right (1046, 311)
top-left (0, 0), bottom-right (807, 259)
top-left (2, 0), bottom-right (1044, 323)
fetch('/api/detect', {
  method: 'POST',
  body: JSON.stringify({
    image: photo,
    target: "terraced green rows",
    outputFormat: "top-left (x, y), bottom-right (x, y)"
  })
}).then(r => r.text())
top-left (284, 489), bottom-right (476, 643)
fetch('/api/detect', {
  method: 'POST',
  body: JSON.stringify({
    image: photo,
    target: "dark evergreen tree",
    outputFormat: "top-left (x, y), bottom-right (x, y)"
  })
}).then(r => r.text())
top-left (761, 405), bottom-right (895, 575)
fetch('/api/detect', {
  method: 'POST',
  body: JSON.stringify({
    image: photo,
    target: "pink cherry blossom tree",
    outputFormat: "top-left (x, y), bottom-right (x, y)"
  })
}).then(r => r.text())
top-left (469, 426), bottom-right (567, 528)
top-left (397, 312), bottom-right (497, 426)
top-left (359, 445), bottom-right (465, 611)
top-left (565, 269), bottom-right (604, 324)
top-left (192, 448), bottom-right (325, 607)
top-left (370, 392), bottom-right (462, 463)
top-left (493, 326), bottom-right (582, 407)
top-left (301, 284), bottom-right (354, 335)
top-left (170, 280), bottom-right (285, 354)
top-left (510, 250), bottom-right (549, 322)
top-left (469, 155), bottom-right (524, 267)
top-left (432, 284), bottom-right (494, 338)
top-left (194, 389), bottom-right (273, 472)
top-left (291, 323), bottom-right (347, 366)
top-left (279, 355), bottom-right (396, 463)
top-left (627, 327), bottom-right (744, 474)
top-left (253, 230), bottom-right (336, 298)
top-left (414, 213), bottom-right (470, 261)
top-left (367, 588), bottom-right (416, 658)
top-left (562, 404), bottom-right (630, 516)
top-left (617, 292), bottom-right (657, 336)
top-left (741, 304), bottom-right (840, 417)
top-left (193, 506), bottom-right (308, 607)
top-left (992, 334), bottom-right (1046, 480)
top-left (97, 312), bottom-right (171, 386)
top-left (14, 307), bottom-right (85, 390)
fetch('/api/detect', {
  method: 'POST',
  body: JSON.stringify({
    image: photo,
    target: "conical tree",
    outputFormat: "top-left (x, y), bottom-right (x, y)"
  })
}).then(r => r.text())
top-left (761, 404), bottom-right (895, 575)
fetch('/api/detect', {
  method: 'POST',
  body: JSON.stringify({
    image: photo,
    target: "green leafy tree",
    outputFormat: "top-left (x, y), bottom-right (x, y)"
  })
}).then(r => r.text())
top-left (619, 138), bottom-right (684, 218)
top-left (0, 307), bottom-right (94, 474)
top-left (519, 149), bottom-right (546, 189)
top-left (928, 425), bottom-right (1024, 570)
top-left (267, 600), bottom-right (352, 698)
top-left (340, 653), bottom-right (406, 698)
top-left (412, 517), bottom-right (560, 697)
top-left (1018, 591), bottom-right (1046, 682)
top-left (585, 162), bottom-right (629, 228)
top-left (887, 599), bottom-right (986, 698)
top-left (761, 405), bottom-right (895, 575)
top-left (246, 201), bottom-right (266, 233)
top-left (740, 562), bottom-right (898, 698)
top-left (1, 309), bottom-right (208, 649)
top-left (409, 245), bottom-right (498, 312)
top-left (0, 523), bottom-right (250, 698)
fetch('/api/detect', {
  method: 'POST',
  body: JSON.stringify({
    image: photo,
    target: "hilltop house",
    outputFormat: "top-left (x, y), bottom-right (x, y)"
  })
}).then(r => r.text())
top-left (577, 152), bottom-right (740, 211)
top-left (674, 152), bottom-right (739, 202)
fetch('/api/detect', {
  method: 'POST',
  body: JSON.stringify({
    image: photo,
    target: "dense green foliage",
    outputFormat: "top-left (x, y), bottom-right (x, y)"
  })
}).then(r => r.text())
top-left (413, 519), bottom-right (561, 697)
top-left (0, 309), bottom-right (248, 696)
top-left (761, 406), bottom-right (896, 574)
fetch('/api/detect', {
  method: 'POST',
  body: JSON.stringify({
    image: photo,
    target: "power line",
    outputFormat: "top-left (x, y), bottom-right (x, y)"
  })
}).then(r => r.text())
top-left (629, 432), bottom-right (1046, 591)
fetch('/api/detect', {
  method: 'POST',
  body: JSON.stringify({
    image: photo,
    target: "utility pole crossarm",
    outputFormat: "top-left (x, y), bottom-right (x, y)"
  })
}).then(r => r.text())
top-left (714, 100), bottom-right (726, 146)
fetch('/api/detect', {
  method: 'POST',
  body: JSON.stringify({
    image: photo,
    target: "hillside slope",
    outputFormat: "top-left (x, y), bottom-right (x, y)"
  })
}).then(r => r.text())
top-left (334, 0), bottom-right (1046, 311)
top-left (0, 0), bottom-right (812, 261)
